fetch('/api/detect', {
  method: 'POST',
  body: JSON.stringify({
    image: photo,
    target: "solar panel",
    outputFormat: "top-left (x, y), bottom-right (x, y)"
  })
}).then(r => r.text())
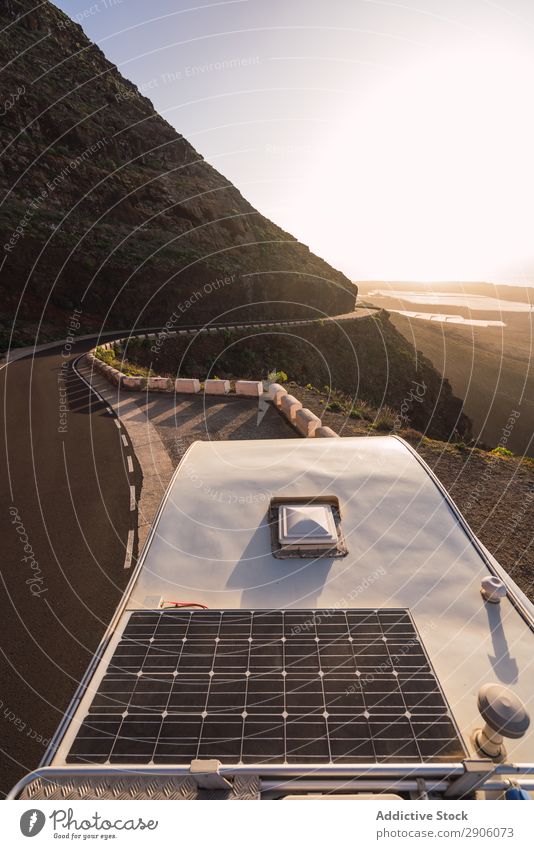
top-left (66, 609), bottom-right (466, 765)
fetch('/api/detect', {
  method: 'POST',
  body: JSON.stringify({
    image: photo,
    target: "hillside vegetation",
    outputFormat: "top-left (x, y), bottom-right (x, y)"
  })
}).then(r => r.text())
top-left (0, 0), bottom-right (355, 348)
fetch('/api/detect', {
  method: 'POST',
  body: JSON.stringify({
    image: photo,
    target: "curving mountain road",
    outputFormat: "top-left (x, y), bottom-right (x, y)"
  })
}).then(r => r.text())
top-left (0, 338), bottom-right (140, 796)
top-left (0, 309), bottom-right (376, 795)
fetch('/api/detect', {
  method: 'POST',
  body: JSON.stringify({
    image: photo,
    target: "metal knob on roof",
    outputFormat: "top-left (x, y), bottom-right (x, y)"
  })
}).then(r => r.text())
top-left (475, 684), bottom-right (530, 759)
top-left (480, 576), bottom-right (507, 604)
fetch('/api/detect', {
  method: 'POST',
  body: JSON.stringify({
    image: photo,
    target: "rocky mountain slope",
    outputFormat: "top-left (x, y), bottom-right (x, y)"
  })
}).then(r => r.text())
top-left (0, 0), bottom-right (355, 347)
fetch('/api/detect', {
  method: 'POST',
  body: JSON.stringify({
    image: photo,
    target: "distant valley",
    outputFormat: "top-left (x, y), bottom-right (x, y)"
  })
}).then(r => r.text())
top-left (358, 282), bottom-right (534, 455)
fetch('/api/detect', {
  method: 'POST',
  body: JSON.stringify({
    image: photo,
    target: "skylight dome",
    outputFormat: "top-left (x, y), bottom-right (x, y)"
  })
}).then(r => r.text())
top-left (278, 503), bottom-right (338, 547)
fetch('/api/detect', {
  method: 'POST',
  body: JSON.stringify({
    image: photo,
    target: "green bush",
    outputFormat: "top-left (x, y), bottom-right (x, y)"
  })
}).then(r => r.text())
top-left (268, 370), bottom-right (288, 383)
top-left (326, 400), bottom-right (345, 413)
top-left (95, 346), bottom-right (115, 365)
top-left (491, 446), bottom-right (514, 458)
top-left (95, 345), bottom-right (153, 378)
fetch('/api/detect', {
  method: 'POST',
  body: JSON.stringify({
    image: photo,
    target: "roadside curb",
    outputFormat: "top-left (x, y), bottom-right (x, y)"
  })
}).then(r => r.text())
top-left (87, 337), bottom-right (341, 439)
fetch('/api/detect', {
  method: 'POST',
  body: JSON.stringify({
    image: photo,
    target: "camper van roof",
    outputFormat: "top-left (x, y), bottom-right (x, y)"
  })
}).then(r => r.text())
top-left (14, 436), bottom-right (534, 797)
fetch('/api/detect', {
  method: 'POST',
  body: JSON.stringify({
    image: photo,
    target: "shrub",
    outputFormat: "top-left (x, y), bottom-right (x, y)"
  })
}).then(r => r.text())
top-left (94, 345), bottom-right (152, 377)
top-left (326, 400), bottom-right (345, 413)
top-left (269, 370), bottom-right (288, 383)
top-left (369, 406), bottom-right (396, 431)
top-left (491, 446), bottom-right (514, 458)
top-left (95, 346), bottom-right (115, 365)
top-left (349, 400), bottom-right (371, 420)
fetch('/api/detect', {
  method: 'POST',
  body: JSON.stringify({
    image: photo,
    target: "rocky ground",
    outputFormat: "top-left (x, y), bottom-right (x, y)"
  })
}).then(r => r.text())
top-left (416, 440), bottom-right (534, 602)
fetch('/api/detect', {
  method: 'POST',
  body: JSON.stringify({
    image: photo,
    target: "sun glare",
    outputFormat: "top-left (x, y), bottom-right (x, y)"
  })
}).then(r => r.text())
top-left (297, 43), bottom-right (534, 281)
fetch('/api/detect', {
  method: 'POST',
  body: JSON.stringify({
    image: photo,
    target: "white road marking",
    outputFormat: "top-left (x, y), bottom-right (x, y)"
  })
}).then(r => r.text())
top-left (127, 455), bottom-right (134, 474)
top-left (124, 528), bottom-right (135, 570)
top-left (113, 418), bottom-right (121, 428)
top-left (130, 485), bottom-right (136, 511)
top-left (121, 434), bottom-right (128, 447)
top-left (71, 357), bottom-right (107, 405)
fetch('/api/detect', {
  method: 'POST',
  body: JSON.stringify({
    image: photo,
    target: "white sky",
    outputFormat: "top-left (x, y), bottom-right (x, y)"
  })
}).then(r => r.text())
top-left (56, 0), bottom-right (534, 283)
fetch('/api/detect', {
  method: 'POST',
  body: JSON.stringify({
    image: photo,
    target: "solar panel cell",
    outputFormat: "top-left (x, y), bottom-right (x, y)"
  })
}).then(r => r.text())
top-left (66, 609), bottom-right (465, 766)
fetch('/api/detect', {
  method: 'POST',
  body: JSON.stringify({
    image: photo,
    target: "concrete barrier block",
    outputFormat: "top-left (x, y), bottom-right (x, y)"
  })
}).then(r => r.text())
top-left (236, 380), bottom-right (263, 397)
top-left (175, 378), bottom-right (200, 394)
top-left (280, 393), bottom-right (302, 422)
top-left (204, 379), bottom-right (230, 395)
top-left (121, 375), bottom-right (145, 391)
top-left (268, 382), bottom-right (287, 404)
top-left (274, 388), bottom-right (288, 408)
top-left (315, 426), bottom-right (340, 438)
top-left (106, 367), bottom-right (121, 386)
top-left (295, 407), bottom-right (322, 437)
top-left (148, 376), bottom-right (172, 392)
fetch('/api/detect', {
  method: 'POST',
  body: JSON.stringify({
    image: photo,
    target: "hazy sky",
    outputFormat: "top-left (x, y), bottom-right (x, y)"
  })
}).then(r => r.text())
top-left (55, 0), bottom-right (534, 284)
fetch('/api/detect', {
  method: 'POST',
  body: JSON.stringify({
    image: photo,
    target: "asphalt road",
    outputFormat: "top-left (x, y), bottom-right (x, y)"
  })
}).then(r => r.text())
top-left (0, 308), bottom-right (375, 796)
top-left (0, 340), bottom-right (140, 797)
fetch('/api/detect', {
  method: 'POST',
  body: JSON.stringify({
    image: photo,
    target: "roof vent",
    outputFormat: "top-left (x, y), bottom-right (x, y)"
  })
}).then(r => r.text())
top-left (278, 503), bottom-right (338, 548)
top-left (269, 496), bottom-right (347, 558)
top-left (475, 683), bottom-right (530, 760)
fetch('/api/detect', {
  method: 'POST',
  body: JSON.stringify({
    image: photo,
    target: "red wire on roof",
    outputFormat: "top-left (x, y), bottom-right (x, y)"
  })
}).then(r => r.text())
top-left (163, 601), bottom-right (208, 609)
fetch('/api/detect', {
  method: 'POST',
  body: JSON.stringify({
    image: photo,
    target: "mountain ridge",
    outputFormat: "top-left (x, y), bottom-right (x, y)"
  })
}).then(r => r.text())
top-left (0, 0), bottom-right (355, 347)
